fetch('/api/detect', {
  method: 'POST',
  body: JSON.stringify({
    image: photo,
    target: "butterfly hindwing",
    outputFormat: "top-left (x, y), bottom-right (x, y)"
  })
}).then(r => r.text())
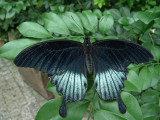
top-left (92, 39), bottom-right (153, 113)
top-left (14, 40), bottom-right (88, 117)
top-left (49, 48), bottom-right (87, 117)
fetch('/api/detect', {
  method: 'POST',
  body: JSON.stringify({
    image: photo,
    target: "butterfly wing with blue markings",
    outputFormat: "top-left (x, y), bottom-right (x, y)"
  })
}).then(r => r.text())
top-left (14, 40), bottom-right (87, 117)
top-left (92, 39), bottom-right (153, 113)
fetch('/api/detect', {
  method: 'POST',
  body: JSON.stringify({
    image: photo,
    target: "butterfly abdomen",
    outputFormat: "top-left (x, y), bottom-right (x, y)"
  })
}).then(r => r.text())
top-left (85, 54), bottom-right (93, 74)
top-left (83, 36), bottom-right (93, 74)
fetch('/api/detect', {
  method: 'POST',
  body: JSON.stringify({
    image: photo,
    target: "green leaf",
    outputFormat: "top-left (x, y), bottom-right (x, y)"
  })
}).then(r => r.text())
top-left (103, 10), bottom-right (111, 16)
top-left (46, 80), bottom-right (61, 96)
top-left (0, 9), bottom-right (5, 20)
top-left (0, 39), bottom-right (41, 60)
top-left (121, 92), bottom-right (143, 120)
top-left (61, 12), bottom-right (84, 35)
top-left (99, 14), bottom-right (114, 35)
top-left (134, 11), bottom-right (160, 24)
top-left (120, 0), bottom-right (126, 3)
top-left (123, 70), bottom-right (141, 92)
top-left (118, 17), bottom-right (129, 26)
top-left (132, 20), bottom-right (146, 34)
top-left (35, 98), bottom-right (90, 120)
top-left (108, 9), bottom-right (121, 19)
top-left (81, 10), bottom-right (98, 33)
top-left (150, 45), bottom-right (160, 62)
top-left (127, 0), bottom-right (134, 8)
top-left (97, 36), bottom-right (118, 40)
top-left (6, 10), bottom-right (15, 19)
top-left (144, 116), bottom-right (159, 120)
top-left (93, 110), bottom-right (127, 120)
top-left (42, 13), bottom-right (70, 35)
top-left (120, 7), bottom-right (130, 17)
top-left (141, 90), bottom-right (159, 104)
top-left (149, 65), bottom-right (160, 86)
top-left (141, 103), bottom-right (160, 118)
top-left (17, 22), bottom-right (52, 38)
top-left (153, 81), bottom-right (160, 91)
top-left (93, 9), bottom-right (102, 18)
top-left (99, 92), bottom-right (143, 120)
top-left (139, 67), bottom-right (152, 90)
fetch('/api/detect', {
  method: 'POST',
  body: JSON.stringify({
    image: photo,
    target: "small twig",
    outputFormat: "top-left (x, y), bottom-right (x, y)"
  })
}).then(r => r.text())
top-left (87, 111), bottom-right (91, 120)
top-left (149, 33), bottom-right (155, 45)
top-left (77, 0), bottom-right (82, 10)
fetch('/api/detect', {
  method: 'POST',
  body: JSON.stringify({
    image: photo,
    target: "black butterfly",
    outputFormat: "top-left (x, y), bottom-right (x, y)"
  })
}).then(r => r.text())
top-left (14, 36), bottom-right (153, 117)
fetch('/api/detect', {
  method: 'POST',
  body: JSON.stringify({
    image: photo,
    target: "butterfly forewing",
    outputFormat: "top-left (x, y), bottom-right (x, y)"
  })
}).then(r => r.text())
top-left (14, 40), bottom-right (81, 74)
top-left (14, 40), bottom-right (88, 117)
top-left (92, 39), bottom-right (153, 113)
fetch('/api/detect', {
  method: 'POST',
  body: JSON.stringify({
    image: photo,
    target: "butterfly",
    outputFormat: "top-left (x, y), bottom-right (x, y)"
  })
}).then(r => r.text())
top-left (14, 36), bottom-right (153, 117)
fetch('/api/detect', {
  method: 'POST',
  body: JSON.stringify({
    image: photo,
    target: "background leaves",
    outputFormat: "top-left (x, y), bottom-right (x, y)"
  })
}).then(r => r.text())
top-left (0, 38), bottom-right (41, 60)
top-left (42, 13), bottom-right (70, 35)
top-left (0, 1), bottom-right (160, 120)
top-left (17, 22), bottom-right (52, 38)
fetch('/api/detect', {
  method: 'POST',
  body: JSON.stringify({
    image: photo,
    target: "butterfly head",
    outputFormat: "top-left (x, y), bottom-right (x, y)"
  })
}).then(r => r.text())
top-left (84, 36), bottom-right (90, 42)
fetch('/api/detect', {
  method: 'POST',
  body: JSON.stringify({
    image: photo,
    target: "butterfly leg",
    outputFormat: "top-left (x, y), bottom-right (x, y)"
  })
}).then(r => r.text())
top-left (117, 94), bottom-right (126, 113)
top-left (59, 97), bottom-right (67, 117)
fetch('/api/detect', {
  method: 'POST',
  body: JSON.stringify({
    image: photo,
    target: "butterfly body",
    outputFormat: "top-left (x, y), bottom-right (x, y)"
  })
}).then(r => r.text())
top-left (83, 36), bottom-right (93, 74)
top-left (14, 37), bottom-right (153, 117)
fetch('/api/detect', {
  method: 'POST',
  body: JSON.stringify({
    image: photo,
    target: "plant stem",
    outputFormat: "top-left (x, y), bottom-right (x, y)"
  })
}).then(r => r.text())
top-left (149, 33), bottom-right (155, 45)
top-left (129, 62), bottom-right (160, 69)
top-left (87, 89), bottom-right (96, 120)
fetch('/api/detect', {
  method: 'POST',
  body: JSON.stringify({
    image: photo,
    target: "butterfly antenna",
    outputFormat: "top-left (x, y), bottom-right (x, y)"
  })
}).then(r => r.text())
top-left (71, 15), bottom-right (84, 34)
top-left (90, 17), bottom-right (104, 32)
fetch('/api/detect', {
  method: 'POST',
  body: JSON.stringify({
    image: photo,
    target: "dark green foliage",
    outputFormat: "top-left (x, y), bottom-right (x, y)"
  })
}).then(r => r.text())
top-left (0, 0), bottom-right (160, 120)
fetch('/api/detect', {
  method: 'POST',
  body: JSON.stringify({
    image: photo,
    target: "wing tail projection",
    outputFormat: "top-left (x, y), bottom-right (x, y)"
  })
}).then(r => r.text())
top-left (50, 50), bottom-right (87, 116)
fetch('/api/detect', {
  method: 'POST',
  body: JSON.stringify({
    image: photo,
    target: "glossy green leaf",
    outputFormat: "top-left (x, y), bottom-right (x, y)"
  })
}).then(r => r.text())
top-left (103, 10), bottom-right (111, 16)
top-left (93, 9), bottom-right (102, 18)
top-left (61, 12), bottom-right (84, 35)
top-left (141, 90), bottom-right (159, 104)
top-left (17, 22), bottom-right (52, 38)
top-left (149, 65), bottom-right (160, 86)
top-left (134, 11), bottom-right (160, 24)
top-left (121, 92), bottom-right (143, 120)
top-left (127, 0), bottom-right (134, 8)
top-left (81, 10), bottom-right (98, 33)
top-left (35, 98), bottom-right (90, 120)
top-left (46, 80), bottom-right (61, 96)
top-left (139, 67), bottom-right (152, 90)
top-left (42, 13), bottom-right (70, 35)
top-left (144, 116), bottom-right (159, 120)
top-left (120, 7), bottom-right (130, 17)
top-left (94, 110), bottom-right (127, 120)
top-left (118, 17), bottom-right (129, 25)
top-left (0, 39), bottom-right (41, 60)
top-left (141, 103), bottom-right (160, 118)
top-left (99, 92), bottom-right (143, 120)
top-left (99, 14), bottom-right (114, 35)
top-left (108, 9), bottom-right (121, 19)
top-left (123, 70), bottom-right (141, 92)
top-left (97, 36), bottom-right (118, 40)
top-left (150, 45), bottom-right (160, 62)
top-left (132, 20), bottom-right (146, 34)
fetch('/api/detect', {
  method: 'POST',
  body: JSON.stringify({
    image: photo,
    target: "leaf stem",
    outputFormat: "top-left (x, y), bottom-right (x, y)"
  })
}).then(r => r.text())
top-left (129, 62), bottom-right (160, 69)
top-left (87, 89), bottom-right (96, 120)
top-left (149, 33), bottom-right (155, 45)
